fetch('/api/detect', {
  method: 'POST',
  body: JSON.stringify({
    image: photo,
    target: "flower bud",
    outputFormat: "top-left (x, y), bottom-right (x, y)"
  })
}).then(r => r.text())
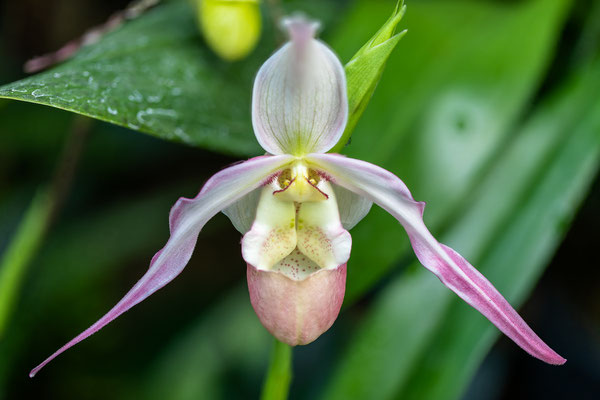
top-left (247, 263), bottom-right (346, 345)
top-left (197, 0), bottom-right (262, 61)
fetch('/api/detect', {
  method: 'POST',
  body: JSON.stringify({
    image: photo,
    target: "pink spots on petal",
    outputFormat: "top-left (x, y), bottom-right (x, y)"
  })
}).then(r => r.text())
top-left (297, 225), bottom-right (335, 268)
top-left (272, 248), bottom-right (320, 280)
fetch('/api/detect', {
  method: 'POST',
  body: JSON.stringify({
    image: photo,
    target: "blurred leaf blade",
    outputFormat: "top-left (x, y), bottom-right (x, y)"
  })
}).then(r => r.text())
top-left (399, 62), bottom-right (600, 400)
top-left (321, 58), bottom-right (600, 400)
top-left (0, 189), bottom-right (52, 338)
top-left (142, 287), bottom-right (271, 400)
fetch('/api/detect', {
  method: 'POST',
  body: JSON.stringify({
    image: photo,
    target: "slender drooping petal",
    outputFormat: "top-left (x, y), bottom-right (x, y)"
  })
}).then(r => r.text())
top-left (307, 153), bottom-right (566, 365)
top-left (30, 155), bottom-right (294, 377)
top-left (252, 16), bottom-right (347, 156)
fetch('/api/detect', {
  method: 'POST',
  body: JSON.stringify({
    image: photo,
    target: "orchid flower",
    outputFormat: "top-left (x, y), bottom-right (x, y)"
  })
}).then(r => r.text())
top-left (30, 15), bottom-right (565, 377)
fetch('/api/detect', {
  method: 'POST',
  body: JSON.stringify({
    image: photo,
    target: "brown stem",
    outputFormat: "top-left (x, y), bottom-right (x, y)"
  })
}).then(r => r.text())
top-left (24, 0), bottom-right (161, 73)
top-left (47, 116), bottom-right (92, 225)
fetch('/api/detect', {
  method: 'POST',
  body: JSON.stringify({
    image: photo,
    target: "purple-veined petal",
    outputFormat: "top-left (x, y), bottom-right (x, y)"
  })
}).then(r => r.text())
top-left (29, 154), bottom-right (294, 377)
top-left (306, 153), bottom-right (566, 365)
top-left (252, 15), bottom-right (348, 156)
top-left (331, 184), bottom-right (373, 230)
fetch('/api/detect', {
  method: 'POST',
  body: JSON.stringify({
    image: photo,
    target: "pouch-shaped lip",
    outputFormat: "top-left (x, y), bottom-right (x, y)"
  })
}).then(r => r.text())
top-left (246, 262), bottom-right (346, 346)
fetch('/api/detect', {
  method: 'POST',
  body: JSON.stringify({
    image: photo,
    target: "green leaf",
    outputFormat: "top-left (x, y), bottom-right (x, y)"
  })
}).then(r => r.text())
top-left (0, 2), bottom-right (264, 156)
top-left (0, 189), bottom-right (52, 338)
top-left (331, 0), bottom-right (406, 153)
top-left (332, 0), bottom-right (572, 303)
top-left (399, 62), bottom-right (600, 400)
top-left (321, 59), bottom-right (600, 400)
top-left (0, 0), bottom-right (398, 157)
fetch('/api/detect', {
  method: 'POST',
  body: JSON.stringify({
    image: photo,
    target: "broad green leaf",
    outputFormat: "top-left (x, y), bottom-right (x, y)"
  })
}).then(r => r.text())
top-left (0, 2), bottom-right (265, 156)
top-left (331, 0), bottom-right (571, 303)
top-left (331, 0), bottom-right (407, 153)
top-left (321, 60), bottom-right (600, 400)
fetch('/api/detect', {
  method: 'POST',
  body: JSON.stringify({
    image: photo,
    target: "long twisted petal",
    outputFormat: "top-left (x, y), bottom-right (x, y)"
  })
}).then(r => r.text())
top-left (307, 153), bottom-right (565, 365)
top-left (30, 154), bottom-right (294, 377)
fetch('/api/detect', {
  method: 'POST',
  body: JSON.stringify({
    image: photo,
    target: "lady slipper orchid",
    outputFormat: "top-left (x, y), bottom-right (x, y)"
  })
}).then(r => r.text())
top-left (30, 15), bottom-right (565, 377)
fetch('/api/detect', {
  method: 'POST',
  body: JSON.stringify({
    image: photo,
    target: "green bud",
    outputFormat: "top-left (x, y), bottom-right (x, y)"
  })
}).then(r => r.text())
top-left (197, 0), bottom-right (262, 61)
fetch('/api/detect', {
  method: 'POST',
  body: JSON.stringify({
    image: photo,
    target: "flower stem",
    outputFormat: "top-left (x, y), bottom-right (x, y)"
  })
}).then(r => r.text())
top-left (260, 339), bottom-right (293, 400)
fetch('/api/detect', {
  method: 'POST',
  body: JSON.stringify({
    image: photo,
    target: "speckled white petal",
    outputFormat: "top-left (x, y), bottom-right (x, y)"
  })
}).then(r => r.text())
top-left (241, 183), bottom-right (297, 270)
top-left (252, 15), bottom-right (348, 155)
top-left (296, 181), bottom-right (351, 269)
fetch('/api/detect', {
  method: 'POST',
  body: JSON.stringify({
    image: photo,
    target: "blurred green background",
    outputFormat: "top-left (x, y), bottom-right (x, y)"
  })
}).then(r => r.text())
top-left (0, 0), bottom-right (599, 399)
